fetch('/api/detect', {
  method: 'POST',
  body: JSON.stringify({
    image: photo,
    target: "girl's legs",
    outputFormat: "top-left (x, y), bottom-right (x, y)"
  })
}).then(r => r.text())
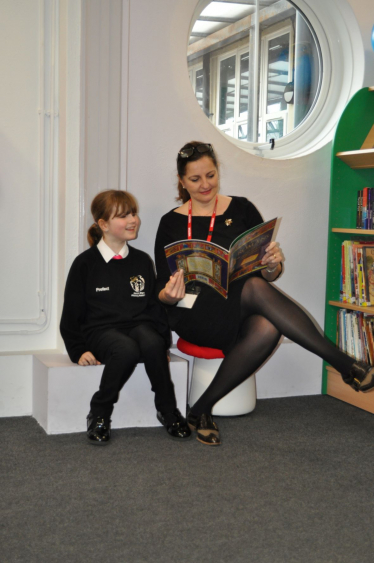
top-left (128, 324), bottom-right (190, 439)
top-left (191, 276), bottom-right (360, 416)
top-left (128, 324), bottom-right (176, 414)
top-left (90, 329), bottom-right (141, 418)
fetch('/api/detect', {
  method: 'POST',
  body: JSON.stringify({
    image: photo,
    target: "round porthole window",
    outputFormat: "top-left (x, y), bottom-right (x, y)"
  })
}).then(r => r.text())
top-left (188, 0), bottom-right (364, 158)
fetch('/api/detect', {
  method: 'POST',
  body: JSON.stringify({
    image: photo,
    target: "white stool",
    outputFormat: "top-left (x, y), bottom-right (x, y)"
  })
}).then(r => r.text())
top-left (177, 338), bottom-right (256, 416)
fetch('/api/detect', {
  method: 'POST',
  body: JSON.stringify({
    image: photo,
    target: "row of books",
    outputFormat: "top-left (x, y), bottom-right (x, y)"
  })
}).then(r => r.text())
top-left (356, 187), bottom-right (374, 229)
top-left (337, 309), bottom-right (374, 365)
top-left (340, 240), bottom-right (374, 305)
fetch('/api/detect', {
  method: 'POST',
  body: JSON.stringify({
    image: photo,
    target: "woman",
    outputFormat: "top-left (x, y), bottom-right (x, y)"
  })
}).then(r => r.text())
top-left (154, 141), bottom-right (374, 446)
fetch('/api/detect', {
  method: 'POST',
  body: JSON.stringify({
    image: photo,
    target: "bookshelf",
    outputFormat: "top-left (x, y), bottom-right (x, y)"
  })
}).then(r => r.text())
top-left (323, 86), bottom-right (374, 413)
top-left (336, 149), bottom-right (374, 169)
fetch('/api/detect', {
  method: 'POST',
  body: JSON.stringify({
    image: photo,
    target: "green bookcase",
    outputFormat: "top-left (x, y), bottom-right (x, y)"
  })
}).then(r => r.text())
top-left (323, 86), bottom-right (374, 413)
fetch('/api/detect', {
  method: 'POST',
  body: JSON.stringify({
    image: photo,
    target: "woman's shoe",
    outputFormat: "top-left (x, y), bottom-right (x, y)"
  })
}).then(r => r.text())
top-left (346, 361), bottom-right (374, 393)
top-left (187, 411), bottom-right (221, 446)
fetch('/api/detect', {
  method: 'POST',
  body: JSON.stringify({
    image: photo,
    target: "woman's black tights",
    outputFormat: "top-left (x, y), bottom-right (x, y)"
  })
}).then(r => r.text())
top-left (190, 276), bottom-right (357, 416)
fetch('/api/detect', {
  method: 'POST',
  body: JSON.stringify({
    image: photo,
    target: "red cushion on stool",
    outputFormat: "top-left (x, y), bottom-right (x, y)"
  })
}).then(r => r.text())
top-left (177, 338), bottom-right (225, 359)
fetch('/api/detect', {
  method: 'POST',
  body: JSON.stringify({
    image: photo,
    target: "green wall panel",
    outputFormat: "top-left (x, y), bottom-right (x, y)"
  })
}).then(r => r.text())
top-left (323, 87), bottom-right (374, 393)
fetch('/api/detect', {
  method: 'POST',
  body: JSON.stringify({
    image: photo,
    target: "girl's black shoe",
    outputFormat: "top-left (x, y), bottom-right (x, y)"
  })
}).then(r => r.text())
top-left (346, 361), bottom-right (374, 393)
top-left (187, 411), bottom-right (221, 446)
top-left (86, 413), bottom-right (111, 445)
top-left (156, 408), bottom-right (192, 440)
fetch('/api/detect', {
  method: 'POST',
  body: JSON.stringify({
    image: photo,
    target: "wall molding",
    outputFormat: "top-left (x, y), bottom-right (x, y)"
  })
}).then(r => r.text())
top-left (0, 0), bottom-right (58, 334)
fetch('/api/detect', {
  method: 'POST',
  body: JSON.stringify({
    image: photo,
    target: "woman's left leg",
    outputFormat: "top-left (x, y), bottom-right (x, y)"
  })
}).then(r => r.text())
top-left (239, 277), bottom-right (357, 377)
top-left (191, 276), bottom-right (374, 418)
top-left (237, 276), bottom-right (374, 391)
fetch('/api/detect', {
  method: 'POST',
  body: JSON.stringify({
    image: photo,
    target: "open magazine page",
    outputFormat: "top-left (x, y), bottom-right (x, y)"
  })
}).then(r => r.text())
top-left (228, 218), bottom-right (278, 284)
top-left (164, 240), bottom-right (230, 298)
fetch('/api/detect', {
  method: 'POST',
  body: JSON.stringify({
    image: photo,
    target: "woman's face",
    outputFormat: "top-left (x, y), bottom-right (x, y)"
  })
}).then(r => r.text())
top-left (180, 156), bottom-right (219, 205)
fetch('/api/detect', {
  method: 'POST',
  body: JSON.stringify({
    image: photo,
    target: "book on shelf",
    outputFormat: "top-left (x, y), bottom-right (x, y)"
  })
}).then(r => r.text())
top-left (337, 309), bottom-right (374, 364)
top-left (356, 187), bottom-right (374, 229)
top-left (164, 218), bottom-right (279, 299)
top-left (340, 241), bottom-right (374, 305)
top-left (363, 246), bottom-right (374, 303)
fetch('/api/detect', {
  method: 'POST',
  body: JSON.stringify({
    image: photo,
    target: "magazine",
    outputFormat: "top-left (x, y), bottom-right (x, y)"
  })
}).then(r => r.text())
top-left (164, 218), bottom-right (279, 298)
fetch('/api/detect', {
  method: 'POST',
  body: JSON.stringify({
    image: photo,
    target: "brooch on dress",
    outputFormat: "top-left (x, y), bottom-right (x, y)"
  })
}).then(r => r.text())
top-left (225, 219), bottom-right (233, 226)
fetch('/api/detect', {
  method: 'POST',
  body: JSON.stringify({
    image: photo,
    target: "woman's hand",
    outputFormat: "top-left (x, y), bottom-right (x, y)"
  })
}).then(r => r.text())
top-left (78, 352), bottom-right (101, 366)
top-left (159, 269), bottom-right (186, 305)
top-left (261, 241), bottom-right (283, 281)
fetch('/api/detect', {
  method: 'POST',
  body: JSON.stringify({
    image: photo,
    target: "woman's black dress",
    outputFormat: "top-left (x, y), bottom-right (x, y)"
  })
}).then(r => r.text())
top-left (154, 196), bottom-right (264, 354)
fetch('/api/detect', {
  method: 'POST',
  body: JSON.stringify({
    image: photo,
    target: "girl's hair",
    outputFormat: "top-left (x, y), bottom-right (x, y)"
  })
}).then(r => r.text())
top-left (176, 141), bottom-right (219, 203)
top-left (87, 190), bottom-right (138, 246)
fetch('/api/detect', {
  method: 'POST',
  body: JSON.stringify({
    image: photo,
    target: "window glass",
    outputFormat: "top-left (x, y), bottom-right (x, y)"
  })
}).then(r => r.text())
top-left (188, 0), bottom-right (322, 148)
top-left (219, 55), bottom-right (236, 126)
top-left (266, 119), bottom-right (284, 142)
top-left (195, 68), bottom-right (204, 110)
top-left (239, 52), bottom-right (249, 118)
top-left (267, 34), bottom-right (289, 114)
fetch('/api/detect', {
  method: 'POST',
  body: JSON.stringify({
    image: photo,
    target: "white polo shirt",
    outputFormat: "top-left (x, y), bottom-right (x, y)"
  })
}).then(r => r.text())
top-left (97, 238), bottom-right (129, 263)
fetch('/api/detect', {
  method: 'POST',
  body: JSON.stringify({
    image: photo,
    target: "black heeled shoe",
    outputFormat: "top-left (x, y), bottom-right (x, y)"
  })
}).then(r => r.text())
top-left (345, 361), bottom-right (374, 393)
top-left (187, 411), bottom-right (221, 446)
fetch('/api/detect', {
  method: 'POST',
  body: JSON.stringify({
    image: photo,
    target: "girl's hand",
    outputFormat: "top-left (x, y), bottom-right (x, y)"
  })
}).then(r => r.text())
top-left (159, 269), bottom-right (186, 305)
top-left (261, 241), bottom-right (283, 269)
top-left (78, 352), bottom-right (101, 366)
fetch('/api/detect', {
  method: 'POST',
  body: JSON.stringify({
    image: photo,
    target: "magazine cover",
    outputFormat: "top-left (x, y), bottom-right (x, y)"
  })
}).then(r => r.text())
top-left (164, 218), bottom-right (278, 298)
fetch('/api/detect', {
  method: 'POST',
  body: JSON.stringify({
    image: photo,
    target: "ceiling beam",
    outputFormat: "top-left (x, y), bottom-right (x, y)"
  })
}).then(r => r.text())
top-left (198, 16), bottom-right (239, 23)
top-left (188, 1), bottom-right (293, 60)
top-left (191, 32), bottom-right (210, 38)
top-left (213, 0), bottom-right (276, 5)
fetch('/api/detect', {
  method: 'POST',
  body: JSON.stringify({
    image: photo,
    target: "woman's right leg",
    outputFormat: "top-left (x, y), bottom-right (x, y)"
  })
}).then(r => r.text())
top-left (190, 315), bottom-right (281, 417)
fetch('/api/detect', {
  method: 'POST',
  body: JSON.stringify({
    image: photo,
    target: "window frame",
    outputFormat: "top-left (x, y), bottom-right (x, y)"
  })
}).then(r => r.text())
top-left (189, 61), bottom-right (204, 111)
top-left (188, 0), bottom-right (365, 159)
top-left (259, 23), bottom-right (294, 143)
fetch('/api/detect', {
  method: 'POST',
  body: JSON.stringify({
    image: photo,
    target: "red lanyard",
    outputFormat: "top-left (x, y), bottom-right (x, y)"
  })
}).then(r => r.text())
top-left (188, 196), bottom-right (218, 242)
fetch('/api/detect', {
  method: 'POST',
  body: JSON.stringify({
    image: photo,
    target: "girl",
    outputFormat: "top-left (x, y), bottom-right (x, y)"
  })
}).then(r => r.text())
top-left (60, 190), bottom-right (190, 445)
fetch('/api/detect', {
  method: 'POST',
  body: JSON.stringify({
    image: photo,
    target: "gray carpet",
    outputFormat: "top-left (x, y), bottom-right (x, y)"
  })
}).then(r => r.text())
top-left (2, 395), bottom-right (374, 563)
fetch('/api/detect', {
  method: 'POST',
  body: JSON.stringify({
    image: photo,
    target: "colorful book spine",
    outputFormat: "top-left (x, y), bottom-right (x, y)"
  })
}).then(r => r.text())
top-left (368, 188), bottom-right (372, 230)
top-left (337, 310), bottom-right (374, 362)
top-left (357, 189), bottom-right (362, 228)
top-left (363, 187), bottom-right (368, 230)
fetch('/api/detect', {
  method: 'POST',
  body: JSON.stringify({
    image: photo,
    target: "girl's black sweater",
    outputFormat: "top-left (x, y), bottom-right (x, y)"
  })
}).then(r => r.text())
top-left (60, 245), bottom-right (170, 363)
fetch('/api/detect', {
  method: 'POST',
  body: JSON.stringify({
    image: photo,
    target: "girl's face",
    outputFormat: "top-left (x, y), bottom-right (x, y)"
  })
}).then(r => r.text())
top-left (179, 155), bottom-right (219, 205)
top-left (100, 207), bottom-right (140, 245)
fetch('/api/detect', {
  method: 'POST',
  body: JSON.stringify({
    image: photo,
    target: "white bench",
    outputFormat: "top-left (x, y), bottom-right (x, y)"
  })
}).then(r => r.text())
top-left (32, 353), bottom-right (189, 434)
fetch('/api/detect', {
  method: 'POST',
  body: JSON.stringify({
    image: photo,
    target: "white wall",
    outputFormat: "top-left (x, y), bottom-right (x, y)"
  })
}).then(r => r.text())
top-left (1, 0), bottom-right (374, 416)
top-left (0, 0), bottom-right (83, 414)
top-left (121, 0), bottom-right (360, 398)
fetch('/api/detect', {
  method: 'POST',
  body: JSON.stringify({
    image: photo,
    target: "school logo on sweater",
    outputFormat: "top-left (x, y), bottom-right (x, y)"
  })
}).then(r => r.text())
top-left (130, 275), bottom-right (145, 297)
